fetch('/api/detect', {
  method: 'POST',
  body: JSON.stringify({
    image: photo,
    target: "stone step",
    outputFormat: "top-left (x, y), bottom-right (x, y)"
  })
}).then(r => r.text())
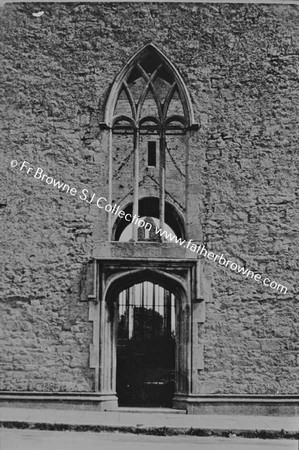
top-left (108, 407), bottom-right (186, 414)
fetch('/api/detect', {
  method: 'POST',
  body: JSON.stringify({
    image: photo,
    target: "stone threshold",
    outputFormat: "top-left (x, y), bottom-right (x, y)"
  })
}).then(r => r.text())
top-left (109, 407), bottom-right (186, 414)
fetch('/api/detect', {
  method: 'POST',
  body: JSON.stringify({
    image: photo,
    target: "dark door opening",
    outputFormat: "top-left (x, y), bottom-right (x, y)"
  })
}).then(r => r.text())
top-left (116, 282), bottom-right (175, 407)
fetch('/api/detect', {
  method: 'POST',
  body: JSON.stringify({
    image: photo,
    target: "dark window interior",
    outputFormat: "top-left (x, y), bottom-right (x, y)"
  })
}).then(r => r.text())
top-left (113, 197), bottom-right (185, 241)
top-left (148, 141), bottom-right (157, 167)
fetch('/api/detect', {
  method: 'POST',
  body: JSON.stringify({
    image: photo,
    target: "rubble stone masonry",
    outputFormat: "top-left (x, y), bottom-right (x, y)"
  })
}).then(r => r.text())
top-left (0, 3), bottom-right (298, 396)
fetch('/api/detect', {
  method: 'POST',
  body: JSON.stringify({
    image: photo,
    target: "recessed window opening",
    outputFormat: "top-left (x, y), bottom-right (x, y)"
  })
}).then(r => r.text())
top-left (147, 141), bottom-right (157, 167)
top-left (119, 217), bottom-right (177, 242)
top-left (113, 198), bottom-right (185, 241)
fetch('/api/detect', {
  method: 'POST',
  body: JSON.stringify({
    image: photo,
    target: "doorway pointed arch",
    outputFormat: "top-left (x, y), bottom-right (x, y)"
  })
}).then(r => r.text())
top-left (105, 268), bottom-right (187, 300)
top-left (95, 264), bottom-right (193, 409)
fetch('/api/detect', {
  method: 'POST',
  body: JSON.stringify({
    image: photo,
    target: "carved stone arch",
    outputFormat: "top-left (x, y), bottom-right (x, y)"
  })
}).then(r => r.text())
top-left (100, 43), bottom-right (199, 242)
top-left (92, 263), bottom-right (193, 409)
top-left (105, 268), bottom-right (187, 303)
top-left (104, 43), bottom-right (197, 129)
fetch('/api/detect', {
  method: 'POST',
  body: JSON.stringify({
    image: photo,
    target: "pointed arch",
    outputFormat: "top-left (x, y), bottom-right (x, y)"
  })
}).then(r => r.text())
top-left (105, 268), bottom-right (187, 304)
top-left (104, 43), bottom-right (196, 130)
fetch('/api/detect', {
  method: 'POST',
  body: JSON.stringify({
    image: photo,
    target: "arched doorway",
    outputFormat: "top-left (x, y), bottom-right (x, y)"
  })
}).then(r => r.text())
top-left (116, 281), bottom-right (176, 407)
top-left (100, 266), bottom-right (191, 409)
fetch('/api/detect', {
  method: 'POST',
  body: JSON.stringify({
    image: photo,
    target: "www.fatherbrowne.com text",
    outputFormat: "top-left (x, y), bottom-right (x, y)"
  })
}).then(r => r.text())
top-left (12, 160), bottom-right (288, 295)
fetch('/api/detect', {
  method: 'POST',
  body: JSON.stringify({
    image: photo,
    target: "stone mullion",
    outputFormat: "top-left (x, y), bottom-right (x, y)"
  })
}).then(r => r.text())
top-left (108, 128), bottom-right (113, 241)
top-left (132, 129), bottom-right (140, 241)
top-left (185, 131), bottom-right (190, 239)
top-left (159, 129), bottom-right (166, 240)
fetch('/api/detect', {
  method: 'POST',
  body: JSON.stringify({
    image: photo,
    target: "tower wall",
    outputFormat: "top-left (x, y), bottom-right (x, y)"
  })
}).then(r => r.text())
top-left (0, 3), bottom-right (298, 407)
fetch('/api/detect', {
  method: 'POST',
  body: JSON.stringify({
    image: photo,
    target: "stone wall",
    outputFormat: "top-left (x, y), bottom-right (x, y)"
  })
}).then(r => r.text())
top-left (0, 3), bottom-right (298, 395)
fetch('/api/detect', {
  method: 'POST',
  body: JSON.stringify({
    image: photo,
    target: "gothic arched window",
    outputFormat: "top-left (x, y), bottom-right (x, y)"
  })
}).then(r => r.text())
top-left (101, 44), bottom-right (198, 241)
top-left (105, 43), bottom-right (196, 135)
